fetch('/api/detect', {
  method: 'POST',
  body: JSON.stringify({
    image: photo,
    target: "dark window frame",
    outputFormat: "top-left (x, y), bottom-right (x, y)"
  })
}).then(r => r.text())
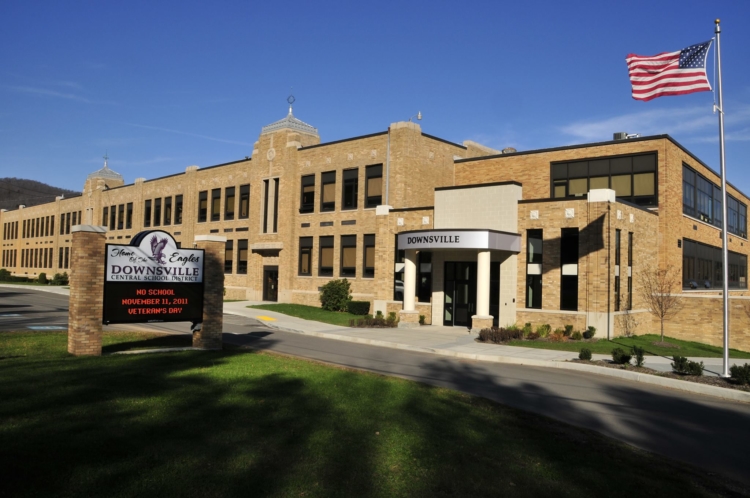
top-left (340, 235), bottom-right (356, 277)
top-left (319, 236), bottom-right (334, 277)
top-left (365, 164), bottom-right (383, 208)
top-left (682, 163), bottom-right (747, 238)
top-left (144, 200), bottom-right (152, 228)
top-left (526, 229), bottom-right (543, 309)
top-left (300, 174), bottom-right (315, 214)
top-left (174, 195), bottom-right (183, 225)
top-left (363, 234), bottom-right (375, 278)
top-left (224, 240), bottom-right (233, 274)
top-left (238, 184), bottom-right (250, 220)
top-left (198, 191), bottom-right (207, 223)
top-left (225, 187), bottom-right (235, 221)
top-left (211, 188), bottom-right (221, 222)
top-left (237, 239), bottom-right (248, 274)
top-left (342, 168), bottom-right (358, 211)
top-left (299, 237), bottom-right (313, 276)
top-left (321, 171), bottom-right (336, 212)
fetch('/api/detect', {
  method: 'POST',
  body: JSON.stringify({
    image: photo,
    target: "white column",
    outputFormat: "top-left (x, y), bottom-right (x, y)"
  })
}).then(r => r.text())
top-left (476, 250), bottom-right (491, 317)
top-left (403, 249), bottom-right (417, 311)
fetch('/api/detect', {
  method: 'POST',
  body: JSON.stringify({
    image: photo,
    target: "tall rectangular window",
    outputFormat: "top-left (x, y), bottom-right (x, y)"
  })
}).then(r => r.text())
top-left (340, 235), bottom-right (356, 277)
top-left (163, 197), bottom-right (172, 226)
top-left (319, 236), bottom-right (334, 277)
top-left (615, 229), bottom-right (621, 311)
top-left (273, 178), bottom-right (279, 233)
top-left (342, 168), bottom-right (358, 210)
top-left (365, 164), bottom-right (383, 208)
top-left (198, 191), bottom-right (207, 223)
top-left (299, 237), bottom-right (313, 276)
top-left (300, 175), bottom-right (315, 213)
top-left (174, 195), bottom-right (183, 224)
top-left (363, 234), bottom-right (375, 278)
top-left (237, 239), bottom-right (248, 274)
top-left (103, 207), bottom-right (109, 228)
top-left (64, 247), bottom-right (69, 269)
top-left (526, 229), bottom-right (543, 309)
top-left (211, 189), bottom-right (221, 222)
top-left (560, 228), bottom-right (579, 311)
top-left (144, 200), bottom-right (152, 228)
top-left (262, 180), bottom-right (269, 233)
top-left (109, 205), bottom-right (116, 230)
top-left (117, 204), bottom-right (124, 230)
top-left (44, 216), bottom-right (49, 236)
top-left (321, 171), bottom-right (336, 212)
top-left (628, 232), bottom-right (633, 310)
top-left (224, 240), bottom-right (233, 274)
top-left (66, 212), bottom-right (71, 234)
top-left (417, 251), bottom-right (432, 302)
top-left (126, 203), bottom-right (133, 229)
top-left (58, 248), bottom-right (62, 269)
top-left (225, 187), bottom-right (235, 220)
top-left (238, 184), bottom-right (249, 219)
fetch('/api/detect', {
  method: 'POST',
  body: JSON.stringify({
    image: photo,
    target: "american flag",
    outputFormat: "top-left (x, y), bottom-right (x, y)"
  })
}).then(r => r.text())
top-left (626, 40), bottom-right (712, 101)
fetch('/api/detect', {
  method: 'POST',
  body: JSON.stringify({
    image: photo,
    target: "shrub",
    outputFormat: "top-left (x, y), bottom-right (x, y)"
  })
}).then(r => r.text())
top-left (631, 346), bottom-right (645, 367)
top-left (419, 315), bottom-right (425, 325)
top-left (570, 331), bottom-right (583, 341)
top-left (526, 331), bottom-right (540, 340)
top-left (672, 356), bottom-right (703, 376)
top-left (347, 300), bottom-right (370, 315)
top-left (37, 272), bottom-right (47, 284)
top-left (320, 279), bottom-right (352, 312)
top-left (536, 324), bottom-right (551, 338)
top-left (583, 326), bottom-right (597, 340)
top-left (522, 322), bottom-right (532, 337)
top-left (549, 328), bottom-right (566, 342)
top-left (51, 272), bottom-right (69, 285)
top-left (350, 315), bottom-right (396, 328)
top-left (386, 311), bottom-right (398, 327)
top-left (729, 363), bottom-right (750, 385)
top-left (477, 327), bottom-right (524, 344)
top-left (563, 324), bottom-right (574, 337)
top-left (375, 310), bottom-right (384, 319)
top-left (579, 348), bottom-right (592, 361)
top-left (0, 268), bottom-right (9, 281)
top-left (611, 348), bottom-right (632, 365)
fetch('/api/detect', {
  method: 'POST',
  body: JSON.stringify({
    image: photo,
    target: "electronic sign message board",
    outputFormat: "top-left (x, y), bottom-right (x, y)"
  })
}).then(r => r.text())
top-left (103, 230), bottom-right (205, 324)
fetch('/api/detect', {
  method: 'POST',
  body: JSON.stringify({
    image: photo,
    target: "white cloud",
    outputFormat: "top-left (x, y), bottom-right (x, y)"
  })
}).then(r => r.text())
top-left (6, 85), bottom-right (116, 105)
top-left (559, 103), bottom-right (750, 144)
top-left (123, 122), bottom-right (254, 146)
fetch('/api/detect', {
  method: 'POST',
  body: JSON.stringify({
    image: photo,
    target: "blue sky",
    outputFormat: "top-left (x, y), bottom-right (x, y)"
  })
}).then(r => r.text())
top-left (2, 1), bottom-right (749, 195)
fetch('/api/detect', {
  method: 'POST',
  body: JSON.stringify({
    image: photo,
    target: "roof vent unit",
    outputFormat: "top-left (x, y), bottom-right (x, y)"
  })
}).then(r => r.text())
top-left (613, 132), bottom-right (628, 140)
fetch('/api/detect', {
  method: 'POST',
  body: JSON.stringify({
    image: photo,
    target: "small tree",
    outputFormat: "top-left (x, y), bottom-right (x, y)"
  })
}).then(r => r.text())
top-left (638, 265), bottom-right (683, 343)
top-left (616, 296), bottom-right (638, 337)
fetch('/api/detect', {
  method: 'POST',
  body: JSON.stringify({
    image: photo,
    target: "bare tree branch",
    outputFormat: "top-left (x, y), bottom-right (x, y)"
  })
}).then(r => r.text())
top-left (638, 264), bottom-right (684, 342)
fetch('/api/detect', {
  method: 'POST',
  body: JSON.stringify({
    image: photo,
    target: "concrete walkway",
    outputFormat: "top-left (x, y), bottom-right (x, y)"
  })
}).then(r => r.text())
top-left (226, 301), bottom-right (749, 378)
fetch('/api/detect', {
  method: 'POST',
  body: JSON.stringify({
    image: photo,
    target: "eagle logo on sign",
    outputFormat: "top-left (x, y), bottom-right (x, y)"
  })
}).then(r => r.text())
top-left (149, 235), bottom-right (168, 264)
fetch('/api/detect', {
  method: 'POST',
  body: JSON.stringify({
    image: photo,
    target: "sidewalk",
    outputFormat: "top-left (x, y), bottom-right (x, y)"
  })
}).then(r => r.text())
top-left (225, 301), bottom-right (749, 377)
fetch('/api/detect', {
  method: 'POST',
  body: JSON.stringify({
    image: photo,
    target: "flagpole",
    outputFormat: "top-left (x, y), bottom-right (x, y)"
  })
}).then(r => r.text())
top-left (715, 19), bottom-right (730, 378)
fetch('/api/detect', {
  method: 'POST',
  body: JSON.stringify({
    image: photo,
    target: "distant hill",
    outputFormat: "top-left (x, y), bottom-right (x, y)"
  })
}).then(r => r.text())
top-left (0, 178), bottom-right (80, 212)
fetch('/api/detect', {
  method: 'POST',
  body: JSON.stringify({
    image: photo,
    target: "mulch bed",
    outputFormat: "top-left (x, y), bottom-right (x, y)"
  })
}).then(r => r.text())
top-left (573, 359), bottom-right (750, 393)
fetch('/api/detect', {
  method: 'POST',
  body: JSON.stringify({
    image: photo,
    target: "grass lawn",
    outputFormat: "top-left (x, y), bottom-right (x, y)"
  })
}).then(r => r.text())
top-left (0, 331), bottom-right (746, 497)
top-left (249, 303), bottom-right (360, 327)
top-left (506, 334), bottom-right (750, 359)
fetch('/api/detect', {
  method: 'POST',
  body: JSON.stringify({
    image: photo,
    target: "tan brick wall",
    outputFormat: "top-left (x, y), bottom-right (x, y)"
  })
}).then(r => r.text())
top-left (193, 237), bottom-right (226, 350)
top-left (67, 226), bottom-right (106, 356)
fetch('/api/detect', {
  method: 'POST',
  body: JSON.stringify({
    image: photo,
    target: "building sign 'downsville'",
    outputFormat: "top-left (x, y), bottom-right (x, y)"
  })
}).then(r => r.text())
top-left (103, 230), bottom-right (204, 324)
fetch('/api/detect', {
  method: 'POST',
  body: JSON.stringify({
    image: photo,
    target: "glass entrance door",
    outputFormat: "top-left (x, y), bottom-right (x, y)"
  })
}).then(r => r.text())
top-left (443, 262), bottom-right (476, 327)
top-left (263, 266), bottom-right (279, 302)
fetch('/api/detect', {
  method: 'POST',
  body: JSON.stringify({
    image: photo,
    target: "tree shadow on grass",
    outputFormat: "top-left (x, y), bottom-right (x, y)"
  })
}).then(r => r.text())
top-left (102, 333), bottom-right (193, 353)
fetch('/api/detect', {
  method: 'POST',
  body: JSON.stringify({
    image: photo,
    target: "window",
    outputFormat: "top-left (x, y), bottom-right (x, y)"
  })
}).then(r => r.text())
top-left (300, 175), bottom-right (315, 213)
top-left (126, 203), bottom-right (133, 229)
top-left (211, 189), bottom-right (221, 222)
top-left (342, 168), bottom-right (358, 210)
top-left (682, 238), bottom-right (747, 289)
top-left (526, 229), bottom-right (542, 309)
top-left (340, 235), bottom-right (356, 277)
top-left (198, 191), bottom-right (207, 222)
top-left (238, 184), bottom-right (249, 219)
top-left (164, 197), bottom-right (172, 226)
top-left (144, 200), bottom-right (152, 228)
top-left (365, 164), bottom-right (382, 208)
top-left (237, 240), bottom-right (248, 274)
top-left (118, 204), bottom-right (124, 230)
top-left (103, 207), bottom-right (109, 227)
top-left (109, 207), bottom-right (116, 230)
top-left (683, 164), bottom-right (747, 237)
top-left (560, 228), bottom-right (579, 311)
top-left (174, 196), bottom-right (183, 225)
top-left (363, 234), bottom-right (375, 278)
top-left (615, 229), bottom-right (621, 311)
top-left (66, 212), bottom-right (71, 234)
top-left (273, 178), bottom-right (279, 233)
top-left (225, 187), bottom-right (235, 220)
top-left (319, 236), bottom-right (334, 276)
top-left (417, 251), bottom-right (432, 302)
top-left (153, 198), bottom-right (161, 227)
top-left (299, 237), bottom-right (313, 276)
top-left (551, 153), bottom-right (657, 206)
top-left (224, 240), bottom-right (233, 274)
top-left (628, 232), bottom-right (633, 310)
top-left (263, 180), bottom-right (269, 233)
top-left (321, 171), bottom-right (336, 212)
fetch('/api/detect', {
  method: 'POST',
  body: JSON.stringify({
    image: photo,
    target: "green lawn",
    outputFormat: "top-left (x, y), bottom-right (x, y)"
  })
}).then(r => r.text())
top-left (249, 303), bottom-right (361, 327)
top-left (506, 334), bottom-right (750, 358)
top-left (0, 331), bottom-right (746, 497)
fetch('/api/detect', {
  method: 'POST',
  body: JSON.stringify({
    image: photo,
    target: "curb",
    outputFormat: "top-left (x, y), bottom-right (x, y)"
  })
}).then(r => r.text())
top-left (110, 347), bottom-right (206, 355)
top-left (243, 318), bottom-right (750, 404)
